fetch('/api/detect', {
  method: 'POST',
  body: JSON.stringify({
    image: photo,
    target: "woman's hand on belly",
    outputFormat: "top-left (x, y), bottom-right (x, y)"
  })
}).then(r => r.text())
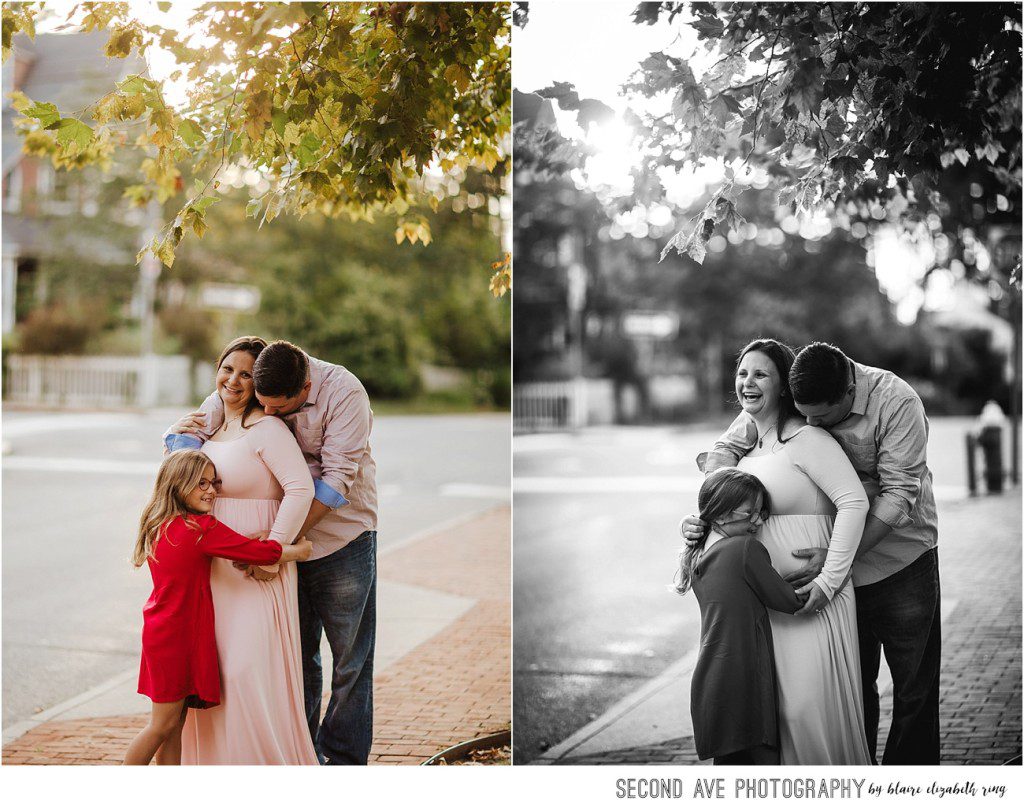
top-left (781, 546), bottom-right (827, 587)
top-left (247, 565), bottom-right (280, 581)
top-left (794, 581), bottom-right (828, 616)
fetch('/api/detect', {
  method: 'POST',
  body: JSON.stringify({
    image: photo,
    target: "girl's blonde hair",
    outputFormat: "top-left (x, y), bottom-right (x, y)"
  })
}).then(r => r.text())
top-left (132, 450), bottom-right (214, 567)
top-left (674, 468), bottom-right (771, 596)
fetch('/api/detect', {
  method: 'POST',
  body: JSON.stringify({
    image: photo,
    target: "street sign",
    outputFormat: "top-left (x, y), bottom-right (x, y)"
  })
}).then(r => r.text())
top-left (199, 282), bottom-right (261, 313)
top-left (622, 310), bottom-right (679, 339)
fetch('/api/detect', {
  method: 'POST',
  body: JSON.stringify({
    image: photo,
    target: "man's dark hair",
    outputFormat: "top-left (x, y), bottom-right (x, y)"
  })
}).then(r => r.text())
top-left (253, 340), bottom-right (309, 398)
top-left (790, 342), bottom-right (852, 405)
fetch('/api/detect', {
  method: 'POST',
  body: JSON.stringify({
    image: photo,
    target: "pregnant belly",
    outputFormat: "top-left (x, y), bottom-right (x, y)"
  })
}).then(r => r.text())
top-left (213, 496), bottom-right (281, 536)
top-left (759, 514), bottom-right (832, 578)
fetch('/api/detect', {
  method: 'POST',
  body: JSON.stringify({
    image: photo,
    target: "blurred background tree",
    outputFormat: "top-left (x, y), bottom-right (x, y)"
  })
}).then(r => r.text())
top-left (512, 3), bottom-right (1019, 427)
top-left (4, 2), bottom-right (511, 292)
top-left (627, 2), bottom-right (1021, 290)
top-left (3, 7), bottom-right (510, 410)
top-left (168, 168), bottom-right (509, 404)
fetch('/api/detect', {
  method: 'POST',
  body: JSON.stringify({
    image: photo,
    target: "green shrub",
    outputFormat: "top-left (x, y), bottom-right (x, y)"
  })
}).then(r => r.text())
top-left (17, 304), bottom-right (99, 354)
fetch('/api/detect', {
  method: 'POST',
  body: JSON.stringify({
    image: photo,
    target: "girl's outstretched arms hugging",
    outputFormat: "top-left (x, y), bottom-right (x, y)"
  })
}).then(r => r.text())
top-left (194, 516), bottom-right (312, 565)
top-left (743, 538), bottom-right (804, 614)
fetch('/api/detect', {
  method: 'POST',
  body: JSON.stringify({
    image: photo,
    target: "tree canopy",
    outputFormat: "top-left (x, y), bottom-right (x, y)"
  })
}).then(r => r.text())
top-left (625, 2), bottom-right (1021, 282)
top-left (3, 2), bottom-right (510, 288)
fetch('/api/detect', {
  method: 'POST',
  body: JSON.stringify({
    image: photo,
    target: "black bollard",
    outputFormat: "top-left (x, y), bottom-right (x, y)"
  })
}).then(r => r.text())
top-left (979, 425), bottom-right (1005, 494)
top-left (966, 432), bottom-right (978, 497)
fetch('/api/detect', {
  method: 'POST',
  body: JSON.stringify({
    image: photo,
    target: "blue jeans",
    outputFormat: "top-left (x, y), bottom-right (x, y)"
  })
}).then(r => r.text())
top-left (856, 547), bottom-right (941, 764)
top-left (297, 531), bottom-right (376, 765)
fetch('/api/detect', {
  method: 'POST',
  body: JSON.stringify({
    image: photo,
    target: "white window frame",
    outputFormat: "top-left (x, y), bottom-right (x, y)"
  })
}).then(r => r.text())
top-left (3, 163), bottom-right (22, 213)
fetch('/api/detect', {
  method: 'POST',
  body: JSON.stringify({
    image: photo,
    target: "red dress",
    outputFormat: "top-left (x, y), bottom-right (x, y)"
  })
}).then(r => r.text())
top-left (137, 514), bottom-right (283, 707)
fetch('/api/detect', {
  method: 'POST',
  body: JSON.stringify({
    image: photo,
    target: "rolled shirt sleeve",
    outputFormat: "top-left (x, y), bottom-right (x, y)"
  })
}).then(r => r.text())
top-left (314, 478), bottom-right (348, 508)
top-left (869, 396), bottom-right (928, 531)
top-left (162, 391), bottom-right (224, 452)
top-left (164, 432), bottom-right (204, 453)
top-left (698, 412), bottom-right (757, 473)
top-left (315, 385), bottom-right (372, 510)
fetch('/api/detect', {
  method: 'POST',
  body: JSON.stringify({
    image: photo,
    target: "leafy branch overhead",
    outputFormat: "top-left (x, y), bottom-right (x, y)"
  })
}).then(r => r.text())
top-left (489, 252), bottom-right (511, 297)
top-left (627, 2), bottom-right (1021, 269)
top-left (4, 2), bottom-right (511, 282)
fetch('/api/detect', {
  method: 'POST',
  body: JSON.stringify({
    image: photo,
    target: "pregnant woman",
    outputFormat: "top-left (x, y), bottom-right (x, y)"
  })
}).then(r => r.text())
top-left (693, 338), bottom-right (872, 765)
top-left (169, 336), bottom-right (318, 764)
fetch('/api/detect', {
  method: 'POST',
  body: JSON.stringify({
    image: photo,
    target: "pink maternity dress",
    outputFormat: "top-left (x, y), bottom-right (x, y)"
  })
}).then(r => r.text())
top-left (738, 425), bottom-right (873, 765)
top-left (180, 416), bottom-right (318, 765)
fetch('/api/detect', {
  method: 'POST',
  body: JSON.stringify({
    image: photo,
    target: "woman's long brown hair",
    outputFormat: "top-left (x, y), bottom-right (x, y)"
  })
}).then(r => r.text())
top-left (216, 335), bottom-right (268, 429)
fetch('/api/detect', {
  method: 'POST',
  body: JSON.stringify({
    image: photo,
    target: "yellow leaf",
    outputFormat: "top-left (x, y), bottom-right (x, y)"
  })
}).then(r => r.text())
top-left (489, 253), bottom-right (511, 297)
top-left (155, 238), bottom-right (176, 268)
top-left (8, 90), bottom-right (30, 112)
top-left (149, 126), bottom-right (174, 148)
top-left (444, 63), bottom-right (471, 93)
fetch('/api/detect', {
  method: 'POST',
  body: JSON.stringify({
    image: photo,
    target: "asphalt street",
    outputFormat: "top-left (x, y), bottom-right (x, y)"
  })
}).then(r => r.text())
top-left (512, 416), bottom-right (1015, 763)
top-left (1, 408), bottom-right (510, 729)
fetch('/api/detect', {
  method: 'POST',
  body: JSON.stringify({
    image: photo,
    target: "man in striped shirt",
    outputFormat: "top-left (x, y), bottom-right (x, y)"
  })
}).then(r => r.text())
top-left (694, 341), bottom-right (940, 765)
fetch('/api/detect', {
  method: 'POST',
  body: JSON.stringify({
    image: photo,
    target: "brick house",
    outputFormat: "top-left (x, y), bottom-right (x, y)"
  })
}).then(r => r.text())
top-left (2, 31), bottom-right (147, 335)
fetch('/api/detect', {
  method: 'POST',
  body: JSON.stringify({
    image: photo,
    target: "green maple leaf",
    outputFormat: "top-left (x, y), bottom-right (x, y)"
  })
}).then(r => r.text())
top-left (117, 75), bottom-right (150, 95)
top-left (23, 102), bottom-right (60, 127)
top-left (191, 195), bottom-right (220, 214)
top-left (56, 118), bottom-right (93, 150)
top-left (177, 118), bottom-right (204, 147)
top-left (271, 109), bottom-right (288, 137)
top-left (296, 133), bottom-right (321, 168)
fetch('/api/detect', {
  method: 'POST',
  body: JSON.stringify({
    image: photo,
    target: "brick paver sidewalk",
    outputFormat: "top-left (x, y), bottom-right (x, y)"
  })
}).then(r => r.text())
top-left (555, 492), bottom-right (1022, 765)
top-left (2, 506), bottom-right (510, 766)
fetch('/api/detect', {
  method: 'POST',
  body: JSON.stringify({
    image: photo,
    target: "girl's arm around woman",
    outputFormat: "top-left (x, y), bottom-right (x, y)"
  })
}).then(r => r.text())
top-left (743, 538), bottom-right (803, 614)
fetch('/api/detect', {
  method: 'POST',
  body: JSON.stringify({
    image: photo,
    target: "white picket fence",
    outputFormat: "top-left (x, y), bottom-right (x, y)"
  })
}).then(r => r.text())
top-left (513, 379), bottom-right (588, 432)
top-left (3, 355), bottom-right (209, 408)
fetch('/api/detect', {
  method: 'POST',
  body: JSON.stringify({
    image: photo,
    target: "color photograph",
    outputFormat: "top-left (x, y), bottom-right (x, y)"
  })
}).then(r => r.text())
top-left (2, 1), bottom-right (511, 767)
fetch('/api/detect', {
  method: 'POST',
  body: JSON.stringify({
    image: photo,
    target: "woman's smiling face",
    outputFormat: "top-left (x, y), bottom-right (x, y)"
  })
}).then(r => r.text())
top-left (735, 350), bottom-right (783, 422)
top-left (216, 350), bottom-right (256, 409)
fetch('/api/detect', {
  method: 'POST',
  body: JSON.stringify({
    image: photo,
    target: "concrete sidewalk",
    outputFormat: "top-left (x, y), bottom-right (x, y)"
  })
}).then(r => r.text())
top-left (536, 492), bottom-right (1021, 765)
top-left (2, 506), bottom-right (510, 765)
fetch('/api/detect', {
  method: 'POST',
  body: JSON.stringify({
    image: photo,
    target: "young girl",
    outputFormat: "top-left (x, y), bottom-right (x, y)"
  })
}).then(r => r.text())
top-left (675, 468), bottom-right (803, 765)
top-left (123, 450), bottom-right (312, 765)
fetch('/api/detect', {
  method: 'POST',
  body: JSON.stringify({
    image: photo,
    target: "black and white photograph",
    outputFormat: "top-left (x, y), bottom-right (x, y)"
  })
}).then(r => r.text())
top-left (512, 1), bottom-right (1022, 766)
